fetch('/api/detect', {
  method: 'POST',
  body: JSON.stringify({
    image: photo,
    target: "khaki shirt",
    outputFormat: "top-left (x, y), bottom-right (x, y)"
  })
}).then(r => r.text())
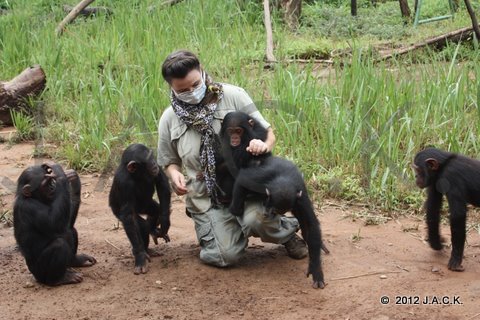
top-left (157, 83), bottom-right (271, 214)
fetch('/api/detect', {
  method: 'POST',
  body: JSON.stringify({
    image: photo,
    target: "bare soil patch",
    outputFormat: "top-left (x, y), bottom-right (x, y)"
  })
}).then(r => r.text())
top-left (1, 142), bottom-right (479, 320)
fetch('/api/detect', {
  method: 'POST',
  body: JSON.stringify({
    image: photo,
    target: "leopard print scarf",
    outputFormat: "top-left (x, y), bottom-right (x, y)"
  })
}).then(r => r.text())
top-left (171, 72), bottom-right (223, 204)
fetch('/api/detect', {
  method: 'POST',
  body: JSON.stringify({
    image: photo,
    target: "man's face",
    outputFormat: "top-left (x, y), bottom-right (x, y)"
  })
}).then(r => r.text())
top-left (170, 69), bottom-right (202, 93)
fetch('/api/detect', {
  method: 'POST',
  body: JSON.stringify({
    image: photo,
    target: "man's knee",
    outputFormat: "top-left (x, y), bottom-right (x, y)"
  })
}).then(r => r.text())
top-left (199, 243), bottom-right (244, 267)
top-left (242, 201), bottom-right (268, 230)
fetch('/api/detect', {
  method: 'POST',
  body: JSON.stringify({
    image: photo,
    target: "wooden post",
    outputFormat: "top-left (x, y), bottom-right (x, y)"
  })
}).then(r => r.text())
top-left (399, 0), bottom-right (411, 18)
top-left (464, 0), bottom-right (480, 41)
top-left (263, 0), bottom-right (277, 64)
top-left (0, 66), bottom-right (46, 126)
top-left (56, 0), bottom-right (96, 36)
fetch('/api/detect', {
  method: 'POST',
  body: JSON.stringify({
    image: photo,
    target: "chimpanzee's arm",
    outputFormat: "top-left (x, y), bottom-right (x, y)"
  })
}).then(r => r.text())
top-left (446, 195), bottom-right (467, 271)
top-left (292, 192), bottom-right (325, 289)
top-left (155, 170), bottom-right (171, 227)
top-left (229, 181), bottom-right (249, 216)
top-left (65, 169), bottom-right (81, 228)
top-left (425, 187), bottom-right (443, 250)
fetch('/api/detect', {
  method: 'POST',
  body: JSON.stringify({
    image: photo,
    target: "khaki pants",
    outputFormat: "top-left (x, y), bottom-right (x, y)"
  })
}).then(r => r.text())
top-left (190, 200), bottom-right (299, 267)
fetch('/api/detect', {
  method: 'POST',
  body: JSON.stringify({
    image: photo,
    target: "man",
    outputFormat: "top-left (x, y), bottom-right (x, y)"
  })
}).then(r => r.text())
top-left (157, 50), bottom-right (307, 267)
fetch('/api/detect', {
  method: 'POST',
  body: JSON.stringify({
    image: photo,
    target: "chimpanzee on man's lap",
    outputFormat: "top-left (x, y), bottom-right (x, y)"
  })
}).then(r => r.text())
top-left (220, 111), bottom-right (327, 289)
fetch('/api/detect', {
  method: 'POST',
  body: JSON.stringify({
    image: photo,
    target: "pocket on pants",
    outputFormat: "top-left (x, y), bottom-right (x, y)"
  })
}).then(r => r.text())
top-left (196, 222), bottom-right (215, 247)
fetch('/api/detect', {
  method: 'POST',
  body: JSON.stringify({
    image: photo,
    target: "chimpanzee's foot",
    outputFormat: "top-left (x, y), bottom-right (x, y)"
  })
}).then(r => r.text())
top-left (133, 252), bottom-right (151, 275)
top-left (50, 270), bottom-right (83, 286)
top-left (72, 253), bottom-right (97, 267)
top-left (448, 256), bottom-right (465, 272)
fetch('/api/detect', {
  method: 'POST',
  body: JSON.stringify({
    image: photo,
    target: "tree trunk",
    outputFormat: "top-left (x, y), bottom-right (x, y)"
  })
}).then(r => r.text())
top-left (399, 0), bottom-right (411, 18)
top-left (263, 0), bottom-right (277, 64)
top-left (351, 0), bottom-right (357, 16)
top-left (464, 0), bottom-right (480, 41)
top-left (0, 66), bottom-right (46, 126)
top-left (281, 0), bottom-right (302, 30)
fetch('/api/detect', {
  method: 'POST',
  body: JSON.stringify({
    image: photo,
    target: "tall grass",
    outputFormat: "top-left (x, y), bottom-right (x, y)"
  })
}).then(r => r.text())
top-left (1, 0), bottom-right (479, 209)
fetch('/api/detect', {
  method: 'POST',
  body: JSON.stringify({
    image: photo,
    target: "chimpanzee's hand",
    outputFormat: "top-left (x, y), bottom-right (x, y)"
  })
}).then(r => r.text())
top-left (151, 228), bottom-right (170, 245)
top-left (428, 235), bottom-right (445, 251)
top-left (64, 169), bottom-right (79, 182)
top-left (306, 265), bottom-right (326, 289)
top-left (196, 171), bottom-right (205, 181)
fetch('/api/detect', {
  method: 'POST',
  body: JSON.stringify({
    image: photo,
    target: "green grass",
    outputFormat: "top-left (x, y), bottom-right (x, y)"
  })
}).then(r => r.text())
top-left (1, 0), bottom-right (480, 210)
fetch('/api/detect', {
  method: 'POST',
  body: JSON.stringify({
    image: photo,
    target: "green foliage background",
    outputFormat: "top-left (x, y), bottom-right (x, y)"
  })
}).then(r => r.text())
top-left (1, 0), bottom-right (479, 210)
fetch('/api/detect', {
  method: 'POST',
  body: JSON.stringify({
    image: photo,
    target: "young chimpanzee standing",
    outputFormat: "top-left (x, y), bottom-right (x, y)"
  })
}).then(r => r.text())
top-left (220, 111), bottom-right (326, 289)
top-left (109, 143), bottom-right (171, 274)
top-left (413, 147), bottom-right (480, 271)
top-left (13, 162), bottom-right (96, 286)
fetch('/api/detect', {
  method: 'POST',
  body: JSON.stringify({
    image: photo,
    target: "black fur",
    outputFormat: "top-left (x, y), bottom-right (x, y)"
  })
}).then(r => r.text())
top-left (220, 111), bottom-right (326, 289)
top-left (13, 163), bottom-right (95, 285)
top-left (109, 144), bottom-right (171, 274)
top-left (413, 147), bottom-right (480, 271)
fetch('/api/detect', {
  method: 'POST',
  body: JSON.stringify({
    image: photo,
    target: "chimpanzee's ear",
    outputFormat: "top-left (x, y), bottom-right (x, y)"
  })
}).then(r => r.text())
top-left (22, 184), bottom-right (32, 197)
top-left (248, 119), bottom-right (254, 128)
top-left (425, 158), bottom-right (439, 171)
top-left (296, 190), bottom-right (303, 198)
top-left (127, 161), bottom-right (137, 173)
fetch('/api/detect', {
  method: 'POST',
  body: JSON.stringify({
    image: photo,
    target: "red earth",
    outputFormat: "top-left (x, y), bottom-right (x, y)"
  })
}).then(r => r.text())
top-left (1, 142), bottom-right (479, 320)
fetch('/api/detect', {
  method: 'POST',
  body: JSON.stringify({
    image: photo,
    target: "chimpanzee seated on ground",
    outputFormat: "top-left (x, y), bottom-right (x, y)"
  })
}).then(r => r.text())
top-left (109, 143), bottom-right (171, 274)
top-left (220, 111), bottom-right (327, 289)
top-left (13, 162), bottom-right (96, 286)
top-left (413, 147), bottom-right (480, 271)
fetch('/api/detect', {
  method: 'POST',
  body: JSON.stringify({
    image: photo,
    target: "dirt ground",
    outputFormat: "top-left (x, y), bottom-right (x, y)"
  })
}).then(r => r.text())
top-left (0, 142), bottom-right (479, 320)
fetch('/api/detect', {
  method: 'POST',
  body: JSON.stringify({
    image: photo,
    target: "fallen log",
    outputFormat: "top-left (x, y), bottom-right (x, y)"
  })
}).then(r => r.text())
top-left (56, 0), bottom-right (96, 36)
top-left (63, 4), bottom-right (112, 17)
top-left (0, 66), bottom-right (46, 126)
top-left (379, 26), bottom-right (474, 60)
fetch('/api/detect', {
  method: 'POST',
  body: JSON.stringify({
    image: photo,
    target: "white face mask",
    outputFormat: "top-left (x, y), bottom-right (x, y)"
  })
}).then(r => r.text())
top-left (173, 78), bottom-right (207, 105)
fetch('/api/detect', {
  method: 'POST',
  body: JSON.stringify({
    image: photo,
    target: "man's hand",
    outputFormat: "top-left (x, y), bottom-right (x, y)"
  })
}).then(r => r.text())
top-left (246, 139), bottom-right (268, 156)
top-left (166, 165), bottom-right (188, 195)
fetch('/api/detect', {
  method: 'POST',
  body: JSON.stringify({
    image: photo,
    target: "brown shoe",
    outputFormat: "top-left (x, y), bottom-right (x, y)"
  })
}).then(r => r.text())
top-left (283, 234), bottom-right (308, 259)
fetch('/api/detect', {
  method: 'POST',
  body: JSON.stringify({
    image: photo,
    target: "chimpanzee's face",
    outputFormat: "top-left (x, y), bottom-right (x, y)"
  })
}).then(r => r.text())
top-left (145, 150), bottom-right (160, 177)
top-left (226, 127), bottom-right (244, 147)
top-left (19, 164), bottom-right (58, 201)
top-left (222, 113), bottom-right (255, 148)
top-left (124, 144), bottom-right (160, 177)
top-left (413, 160), bottom-right (441, 189)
